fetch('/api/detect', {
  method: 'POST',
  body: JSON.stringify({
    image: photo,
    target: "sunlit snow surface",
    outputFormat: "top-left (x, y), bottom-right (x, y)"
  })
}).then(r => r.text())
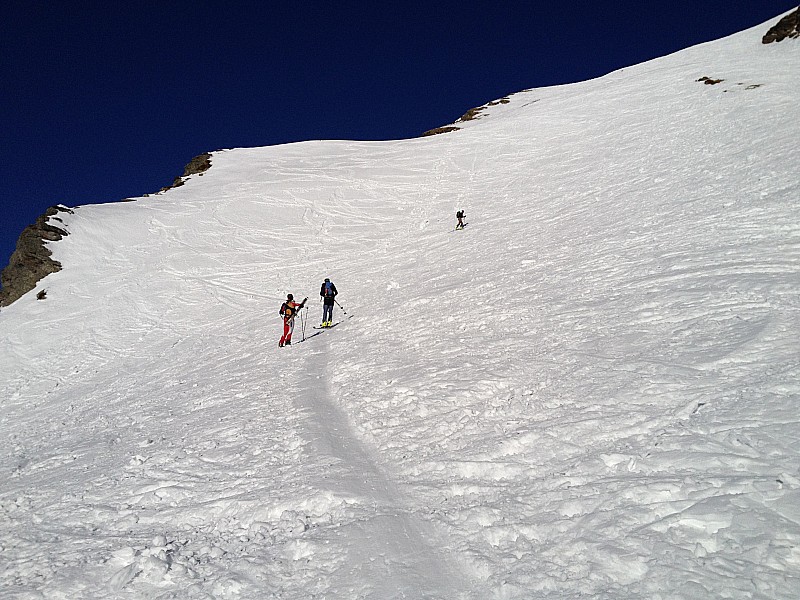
top-left (2, 13), bottom-right (799, 600)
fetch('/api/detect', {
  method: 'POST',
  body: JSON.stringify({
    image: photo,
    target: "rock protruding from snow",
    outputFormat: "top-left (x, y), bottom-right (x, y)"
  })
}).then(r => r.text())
top-left (763, 8), bottom-right (800, 43)
top-left (423, 96), bottom-right (514, 136)
top-left (0, 205), bottom-right (72, 307)
top-left (159, 153), bottom-right (213, 192)
top-left (421, 125), bottom-right (461, 137)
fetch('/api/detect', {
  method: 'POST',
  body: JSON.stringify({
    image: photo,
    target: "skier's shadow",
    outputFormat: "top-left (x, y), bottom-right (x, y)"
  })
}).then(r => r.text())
top-left (300, 331), bottom-right (323, 343)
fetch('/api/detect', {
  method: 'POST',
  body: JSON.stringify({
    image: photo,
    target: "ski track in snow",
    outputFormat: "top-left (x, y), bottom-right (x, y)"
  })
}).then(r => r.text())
top-left (2, 13), bottom-right (800, 599)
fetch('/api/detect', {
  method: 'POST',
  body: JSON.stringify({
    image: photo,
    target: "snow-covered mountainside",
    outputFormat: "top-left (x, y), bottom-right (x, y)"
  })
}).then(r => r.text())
top-left (2, 11), bottom-right (799, 600)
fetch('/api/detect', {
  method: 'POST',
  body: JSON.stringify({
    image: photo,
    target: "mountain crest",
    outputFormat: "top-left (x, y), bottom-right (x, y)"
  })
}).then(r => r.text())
top-left (0, 154), bottom-right (213, 307)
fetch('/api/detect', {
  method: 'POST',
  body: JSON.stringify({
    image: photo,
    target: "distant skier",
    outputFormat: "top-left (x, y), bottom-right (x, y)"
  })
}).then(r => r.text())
top-left (456, 210), bottom-right (466, 230)
top-left (279, 293), bottom-right (307, 347)
top-left (319, 278), bottom-right (338, 327)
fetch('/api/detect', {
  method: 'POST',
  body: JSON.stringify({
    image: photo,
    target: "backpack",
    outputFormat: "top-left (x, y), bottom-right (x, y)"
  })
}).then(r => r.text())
top-left (456, 210), bottom-right (464, 219)
top-left (280, 302), bottom-right (295, 318)
top-left (321, 281), bottom-right (336, 297)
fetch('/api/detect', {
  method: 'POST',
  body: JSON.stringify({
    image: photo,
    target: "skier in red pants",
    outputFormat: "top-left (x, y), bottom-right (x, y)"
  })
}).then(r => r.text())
top-left (279, 294), bottom-right (307, 347)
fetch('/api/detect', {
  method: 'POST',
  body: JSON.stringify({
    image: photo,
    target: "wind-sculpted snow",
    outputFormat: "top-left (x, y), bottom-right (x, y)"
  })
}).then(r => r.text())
top-left (1, 12), bottom-right (799, 600)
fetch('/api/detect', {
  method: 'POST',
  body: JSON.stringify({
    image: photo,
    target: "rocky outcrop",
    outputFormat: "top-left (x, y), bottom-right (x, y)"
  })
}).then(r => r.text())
top-left (457, 97), bottom-right (512, 123)
top-left (159, 153), bottom-right (212, 192)
top-left (422, 126), bottom-right (461, 137)
top-left (422, 97), bottom-right (513, 136)
top-left (0, 205), bottom-right (73, 307)
top-left (763, 7), bottom-right (800, 43)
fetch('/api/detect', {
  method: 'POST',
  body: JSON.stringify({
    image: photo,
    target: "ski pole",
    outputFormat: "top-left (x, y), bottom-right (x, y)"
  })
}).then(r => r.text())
top-left (334, 298), bottom-right (348, 315)
top-left (301, 307), bottom-right (307, 341)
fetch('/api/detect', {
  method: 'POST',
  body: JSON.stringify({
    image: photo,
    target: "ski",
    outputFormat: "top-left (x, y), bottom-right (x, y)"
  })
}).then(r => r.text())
top-left (312, 314), bottom-right (353, 330)
top-left (312, 322), bottom-right (340, 330)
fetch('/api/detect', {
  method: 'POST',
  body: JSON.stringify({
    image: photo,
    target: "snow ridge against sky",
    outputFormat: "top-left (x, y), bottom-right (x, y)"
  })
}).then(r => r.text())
top-left (2, 10), bottom-right (799, 600)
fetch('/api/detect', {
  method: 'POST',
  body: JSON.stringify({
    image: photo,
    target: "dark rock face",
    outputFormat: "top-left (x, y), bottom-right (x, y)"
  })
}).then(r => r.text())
top-left (0, 205), bottom-right (73, 307)
top-left (422, 126), bottom-right (461, 137)
top-left (422, 97), bottom-right (512, 136)
top-left (183, 152), bottom-right (212, 176)
top-left (763, 8), bottom-right (800, 43)
top-left (160, 153), bottom-right (213, 192)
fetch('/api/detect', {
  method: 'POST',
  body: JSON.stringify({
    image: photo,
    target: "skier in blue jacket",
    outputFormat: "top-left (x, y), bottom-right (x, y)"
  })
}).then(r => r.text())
top-left (319, 278), bottom-right (338, 327)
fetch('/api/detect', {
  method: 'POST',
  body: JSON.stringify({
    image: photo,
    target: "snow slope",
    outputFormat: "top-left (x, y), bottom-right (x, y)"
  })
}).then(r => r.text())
top-left (2, 11), bottom-right (799, 600)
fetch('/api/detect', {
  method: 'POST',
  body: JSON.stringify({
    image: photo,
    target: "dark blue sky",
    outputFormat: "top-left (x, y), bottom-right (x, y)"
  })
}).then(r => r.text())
top-left (2, 1), bottom-right (796, 279)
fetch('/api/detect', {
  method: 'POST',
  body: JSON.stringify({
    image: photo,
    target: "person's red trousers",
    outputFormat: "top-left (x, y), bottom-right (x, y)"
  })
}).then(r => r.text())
top-left (279, 319), bottom-right (294, 346)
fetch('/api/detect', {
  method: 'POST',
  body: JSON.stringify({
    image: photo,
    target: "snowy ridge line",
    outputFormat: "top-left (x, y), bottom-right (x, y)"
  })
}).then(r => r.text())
top-left (2, 10), bottom-right (800, 600)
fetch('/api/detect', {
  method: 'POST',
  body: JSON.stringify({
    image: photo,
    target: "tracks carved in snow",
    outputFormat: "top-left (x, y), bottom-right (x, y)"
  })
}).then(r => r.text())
top-left (292, 343), bottom-right (471, 598)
